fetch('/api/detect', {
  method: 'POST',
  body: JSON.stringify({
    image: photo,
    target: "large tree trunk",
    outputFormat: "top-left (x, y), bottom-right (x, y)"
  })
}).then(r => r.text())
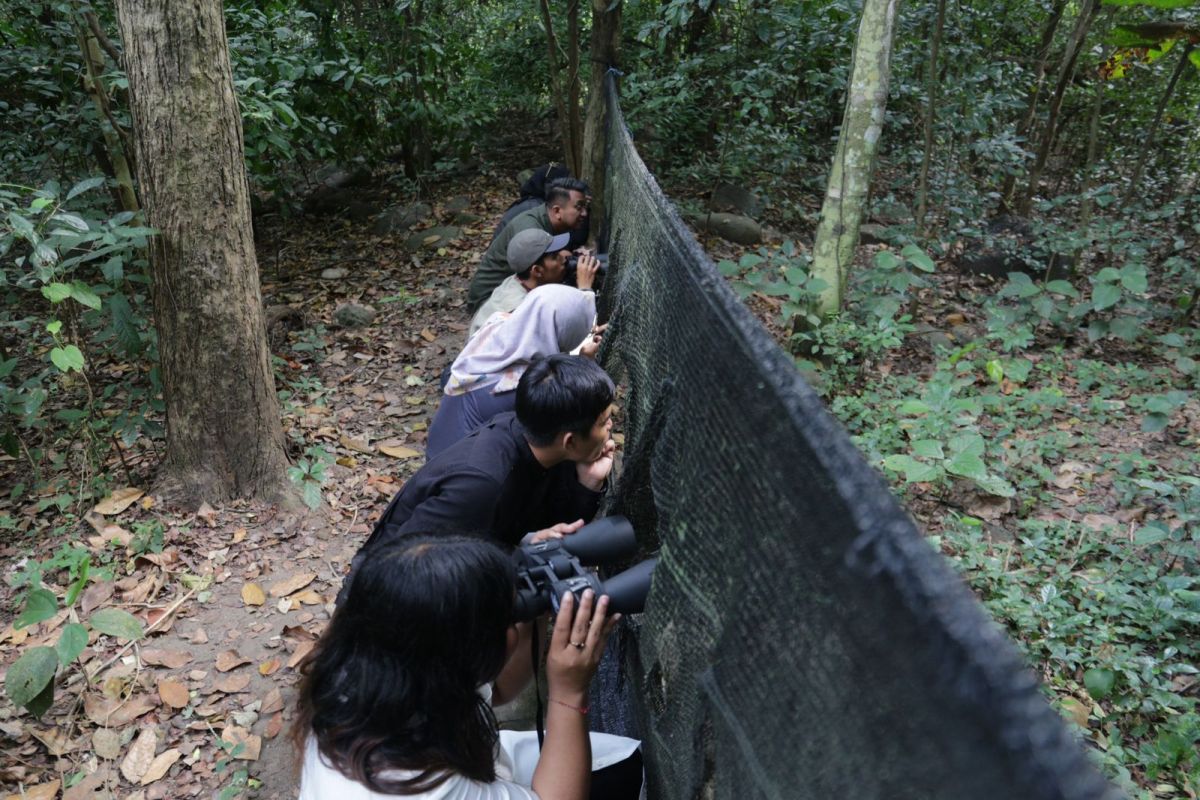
top-left (115, 0), bottom-right (292, 503)
top-left (581, 0), bottom-right (622, 247)
top-left (540, 0), bottom-right (584, 176)
top-left (811, 0), bottom-right (899, 317)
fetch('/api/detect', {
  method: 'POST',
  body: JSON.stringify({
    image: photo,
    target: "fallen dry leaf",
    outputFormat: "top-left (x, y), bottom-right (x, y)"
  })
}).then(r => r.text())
top-left (81, 581), bottom-right (115, 616)
top-left (420, 327), bottom-right (437, 342)
top-left (141, 649), bottom-right (192, 669)
top-left (87, 524), bottom-right (132, 550)
top-left (261, 688), bottom-right (284, 715)
top-left (291, 589), bottom-right (323, 606)
top-left (378, 444), bottom-right (421, 459)
top-left (339, 435), bottom-right (373, 454)
top-left (120, 727), bottom-right (158, 783)
top-left (221, 726), bottom-right (261, 761)
top-left (92, 487), bottom-right (144, 516)
top-left (158, 678), bottom-right (189, 709)
top-left (196, 502), bottom-right (218, 527)
top-left (265, 712), bottom-right (284, 739)
top-left (214, 673), bottom-right (252, 693)
top-left (92, 728), bottom-right (123, 760)
top-left (139, 748), bottom-right (182, 785)
top-left (269, 573), bottom-right (316, 598)
top-left (241, 583), bottom-right (266, 606)
top-left (84, 693), bottom-right (158, 727)
top-left (30, 726), bottom-right (76, 756)
top-left (288, 639), bottom-right (316, 669)
top-left (215, 651), bottom-right (251, 672)
top-left (259, 658), bottom-right (281, 676)
top-left (1, 780), bottom-right (60, 800)
top-left (232, 527), bottom-right (247, 543)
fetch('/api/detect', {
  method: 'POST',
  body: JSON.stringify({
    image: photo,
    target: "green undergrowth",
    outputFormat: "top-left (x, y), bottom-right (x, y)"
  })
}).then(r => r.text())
top-left (726, 236), bottom-right (1199, 796)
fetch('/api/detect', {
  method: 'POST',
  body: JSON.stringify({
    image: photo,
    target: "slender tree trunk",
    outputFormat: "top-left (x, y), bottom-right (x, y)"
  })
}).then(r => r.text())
top-left (566, 0), bottom-right (584, 176)
top-left (812, 0), bottom-right (900, 317)
top-left (581, 0), bottom-right (622, 246)
top-left (540, 0), bottom-right (583, 175)
top-left (1020, 0), bottom-right (1101, 215)
top-left (75, 24), bottom-right (139, 213)
top-left (114, 0), bottom-right (292, 503)
top-left (915, 0), bottom-right (946, 236)
top-left (1121, 44), bottom-right (1194, 208)
top-left (999, 0), bottom-right (1068, 210)
top-left (1074, 75), bottom-right (1106, 271)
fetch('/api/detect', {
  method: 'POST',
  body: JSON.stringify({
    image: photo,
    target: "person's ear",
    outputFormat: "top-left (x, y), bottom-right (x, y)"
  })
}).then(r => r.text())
top-left (560, 430), bottom-right (576, 455)
top-left (504, 624), bottom-right (520, 660)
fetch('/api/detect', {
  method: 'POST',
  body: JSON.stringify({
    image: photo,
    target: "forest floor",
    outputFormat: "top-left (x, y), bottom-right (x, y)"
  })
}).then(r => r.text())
top-left (2, 122), bottom-right (1198, 798)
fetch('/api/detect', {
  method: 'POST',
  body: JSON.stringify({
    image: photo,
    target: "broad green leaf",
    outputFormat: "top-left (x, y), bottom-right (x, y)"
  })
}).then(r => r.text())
top-left (874, 250), bottom-right (903, 270)
top-left (89, 607), bottom-right (145, 641)
top-left (66, 176), bottom-right (106, 200)
top-left (1141, 412), bottom-right (1170, 433)
top-left (15, 588), bottom-right (58, 629)
top-left (46, 319), bottom-right (62, 335)
top-left (975, 475), bottom-right (1016, 498)
top-left (717, 259), bottom-right (739, 277)
top-left (985, 359), bottom-right (1004, 384)
top-left (948, 433), bottom-right (985, 457)
top-left (901, 244), bottom-right (936, 273)
top-left (946, 452), bottom-right (988, 481)
top-left (302, 480), bottom-right (323, 510)
top-left (910, 439), bottom-right (944, 459)
top-left (50, 345), bottom-right (85, 373)
top-left (69, 281), bottom-right (102, 310)
top-left (1103, 0), bottom-right (1195, 6)
top-left (109, 293), bottom-right (143, 356)
top-left (25, 679), bottom-right (54, 718)
top-left (52, 213), bottom-right (88, 232)
top-left (64, 559), bottom-right (88, 607)
top-left (1191, 48), bottom-right (1200, 70)
top-left (1134, 524), bottom-right (1169, 545)
top-left (1044, 280), bottom-right (1078, 298)
top-left (1091, 283), bottom-right (1122, 311)
top-left (56, 623), bottom-right (88, 667)
top-left (898, 400), bottom-right (930, 415)
top-left (1119, 265), bottom-right (1147, 293)
top-left (4, 647), bottom-right (58, 708)
top-left (1096, 267), bottom-right (1122, 283)
top-left (738, 253), bottom-right (764, 269)
top-left (1083, 668), bottom-right (1116, 700)
top-left (8, 210), bottom-right (36, 241)
top-left (1175, 356), bottom-right (1196, 375)
top-left (1005, 358), bottom-right (1034, 383)
top-left (41, 282), bottom-right (72, 303)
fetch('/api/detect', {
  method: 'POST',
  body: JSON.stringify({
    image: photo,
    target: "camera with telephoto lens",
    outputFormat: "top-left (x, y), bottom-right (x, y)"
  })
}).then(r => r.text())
top-left (564, 252), bottom-right (609, 292)
top-left (512, 516), bottom-right (656, 622)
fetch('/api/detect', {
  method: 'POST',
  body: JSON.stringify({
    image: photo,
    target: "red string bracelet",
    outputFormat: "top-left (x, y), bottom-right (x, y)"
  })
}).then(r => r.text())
top-left (549, 697), bottom-right (589, 715)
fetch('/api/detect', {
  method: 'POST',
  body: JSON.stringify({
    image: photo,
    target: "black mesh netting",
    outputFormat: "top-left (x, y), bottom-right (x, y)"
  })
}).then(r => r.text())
top-left (593, 73), bottom-right (1121, 800)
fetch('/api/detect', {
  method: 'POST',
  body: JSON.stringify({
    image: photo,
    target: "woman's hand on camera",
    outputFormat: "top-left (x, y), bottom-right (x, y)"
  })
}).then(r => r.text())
top-left (546, 589), bottom-right (621, 703)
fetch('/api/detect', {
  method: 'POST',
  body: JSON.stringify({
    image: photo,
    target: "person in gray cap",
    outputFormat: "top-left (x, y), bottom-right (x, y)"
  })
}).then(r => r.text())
top-left (469, 227), bottom-right (600, 337)
top-left (467, 178), bottom-right (591, 311)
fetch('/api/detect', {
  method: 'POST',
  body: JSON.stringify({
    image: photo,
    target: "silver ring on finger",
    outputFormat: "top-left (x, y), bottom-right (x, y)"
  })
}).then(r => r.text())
top-left (570, 641), bottom-right (585, 650)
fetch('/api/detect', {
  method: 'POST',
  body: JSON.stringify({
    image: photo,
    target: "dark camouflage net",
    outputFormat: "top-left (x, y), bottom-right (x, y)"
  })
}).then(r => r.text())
top-left (594, 73), bottom-right (1121, 800)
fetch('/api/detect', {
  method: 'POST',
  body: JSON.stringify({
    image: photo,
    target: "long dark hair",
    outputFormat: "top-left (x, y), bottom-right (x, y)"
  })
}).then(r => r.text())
top-left (293, 535), bottom-right (516, 794)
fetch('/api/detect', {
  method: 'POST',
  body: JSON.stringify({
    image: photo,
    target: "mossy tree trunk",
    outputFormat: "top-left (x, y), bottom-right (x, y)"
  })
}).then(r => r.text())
top-left (114, 0), bottom-right (292, 504)
top-left (811, 0), bottom-right (899, 318)
top-left (581, 0), bottom-right (622, 246)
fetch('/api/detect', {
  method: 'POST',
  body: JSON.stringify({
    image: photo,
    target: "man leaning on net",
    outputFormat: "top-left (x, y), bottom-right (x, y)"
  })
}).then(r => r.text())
top-left (336, 354), bottom-right (618, 602)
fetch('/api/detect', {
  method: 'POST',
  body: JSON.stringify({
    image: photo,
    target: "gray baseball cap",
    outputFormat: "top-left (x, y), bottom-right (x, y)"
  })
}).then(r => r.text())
top-left (507, 228), bottom-right (571, 274)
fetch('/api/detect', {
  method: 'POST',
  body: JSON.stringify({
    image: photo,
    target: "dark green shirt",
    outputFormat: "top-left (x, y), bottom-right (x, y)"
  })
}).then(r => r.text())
top-left (468, 205), bottom-right (552, 311)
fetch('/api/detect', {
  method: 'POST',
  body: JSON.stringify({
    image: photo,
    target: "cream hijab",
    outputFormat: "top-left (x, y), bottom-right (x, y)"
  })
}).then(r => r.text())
top-left (445, 285), bottom-right (595, 396)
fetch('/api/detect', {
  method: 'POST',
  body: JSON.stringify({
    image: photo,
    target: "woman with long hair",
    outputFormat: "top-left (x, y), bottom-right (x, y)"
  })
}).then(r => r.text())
top-left (293, 535), bottom-right (635, 799)
top-left (425, 284), bottom-right (601, 459)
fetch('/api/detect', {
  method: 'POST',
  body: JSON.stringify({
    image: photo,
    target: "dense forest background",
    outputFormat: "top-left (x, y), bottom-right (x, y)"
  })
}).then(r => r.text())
top-left (1, 0), bottom-right (1198, 797)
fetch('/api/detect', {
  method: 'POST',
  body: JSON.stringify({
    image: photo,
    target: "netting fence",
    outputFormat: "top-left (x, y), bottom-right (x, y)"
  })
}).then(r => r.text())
top-left (594, 73), bottom-right (1120, 800)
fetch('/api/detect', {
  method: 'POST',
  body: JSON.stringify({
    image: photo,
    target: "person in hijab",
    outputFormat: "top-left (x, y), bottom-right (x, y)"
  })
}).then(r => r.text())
top-left (425, 284), bottom-right (602, 459)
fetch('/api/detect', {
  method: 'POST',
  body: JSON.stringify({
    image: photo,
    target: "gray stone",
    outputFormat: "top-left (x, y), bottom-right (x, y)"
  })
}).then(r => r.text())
top-left (445, 195), bottom-right (472, 213)
top-left (405, 225), bottom-right (462, 251)
top-left (955, 215), bottom-right (1071, 281)
top-left (711, 182), bottom-right (763, 217)
top-left (912, 323), bottom-right (953, 352)
top-left (858, 223), bottom-right (890, 245)
top-left (373, 202), bottom-right (433, 235)
top-left (869, 199), bottom-right (912, 226)
top-left (320, 268), bottom-right (348, 280)
top-left (452, 211), bottom-right (483, 225)
top-left (695, 212), bottom-right (761, 246)
top-left (333, 303), bottom-right (376, 329)
top-left (313, 164), bottom-right (371, 191)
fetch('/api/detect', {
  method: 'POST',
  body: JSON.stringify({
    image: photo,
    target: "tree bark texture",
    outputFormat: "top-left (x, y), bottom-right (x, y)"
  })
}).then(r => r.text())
top-left (540, 0), bottom-right (583, 176)
top-left (114, 0), bottom-right (291, 503)
top-left (581, 0), bottom-right (622, 247)
top-left (914, 0), bottom-right (946, 236)
top-left (812, 0), bottom-right (899, 317)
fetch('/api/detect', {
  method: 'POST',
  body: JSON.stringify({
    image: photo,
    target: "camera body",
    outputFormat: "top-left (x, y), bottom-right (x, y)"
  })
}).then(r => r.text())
top-left (512, 516), bottom-right (656, 622)
top-left (564, 252), bottom-right (609, 292)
